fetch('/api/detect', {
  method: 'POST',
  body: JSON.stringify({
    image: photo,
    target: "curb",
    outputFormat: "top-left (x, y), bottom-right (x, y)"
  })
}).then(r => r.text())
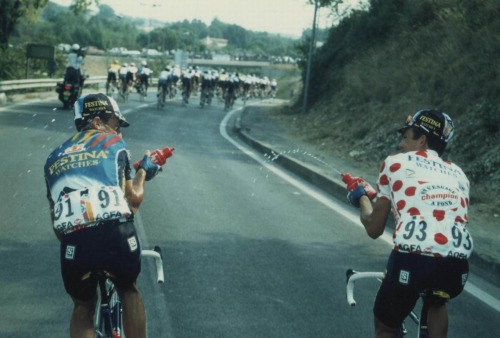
top-left (233, 109), bottom-right (500, 288)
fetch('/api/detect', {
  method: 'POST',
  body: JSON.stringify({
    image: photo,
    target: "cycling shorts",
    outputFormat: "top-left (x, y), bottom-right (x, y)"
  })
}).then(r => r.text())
top-left (107, 72), bottom-right (117, 83)
top-left (60, 220), bottom-right (142, 301)
top-left (158, 78), bottom-right (167, 89)
top-left (374, 250), bottom-right (468, 329)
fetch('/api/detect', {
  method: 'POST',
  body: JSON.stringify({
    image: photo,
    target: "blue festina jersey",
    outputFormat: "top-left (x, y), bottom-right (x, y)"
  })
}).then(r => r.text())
top-left (44, 130), bottom-right (133, 235)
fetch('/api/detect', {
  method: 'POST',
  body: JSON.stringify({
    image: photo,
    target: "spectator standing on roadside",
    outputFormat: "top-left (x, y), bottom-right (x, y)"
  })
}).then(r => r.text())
top-left (344, 109), bottom-right (473, 338)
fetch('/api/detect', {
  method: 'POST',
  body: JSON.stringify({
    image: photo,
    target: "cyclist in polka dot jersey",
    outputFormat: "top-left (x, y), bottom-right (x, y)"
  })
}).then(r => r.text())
top-left (345, 109), bottom-right (472, 338)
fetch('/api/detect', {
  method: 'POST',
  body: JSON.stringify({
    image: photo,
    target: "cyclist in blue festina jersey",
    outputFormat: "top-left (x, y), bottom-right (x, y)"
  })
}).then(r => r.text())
top-left (345, 110), bottom-right (473, 338)
top-left (44, 93), bottom-right (161, 338)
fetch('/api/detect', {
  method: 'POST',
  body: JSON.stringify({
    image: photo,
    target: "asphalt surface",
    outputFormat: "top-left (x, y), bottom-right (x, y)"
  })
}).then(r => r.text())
top-left (0, 93), bottom-right (498, 337)
top-left (234, 100), bottom-right (500, 288)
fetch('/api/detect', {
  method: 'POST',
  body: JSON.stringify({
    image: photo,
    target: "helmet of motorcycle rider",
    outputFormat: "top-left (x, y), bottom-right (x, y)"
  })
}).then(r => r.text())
top-left (398, 109), bottom-right (454, 155)
top-left (74, 93), bottom-right (130, 131)
top-left (72, 43), bottom-right (80, 51)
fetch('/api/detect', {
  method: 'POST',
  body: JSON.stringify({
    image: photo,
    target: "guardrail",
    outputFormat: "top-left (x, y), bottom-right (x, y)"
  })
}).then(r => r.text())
top-left (0, 76), bottom-right (107, 93)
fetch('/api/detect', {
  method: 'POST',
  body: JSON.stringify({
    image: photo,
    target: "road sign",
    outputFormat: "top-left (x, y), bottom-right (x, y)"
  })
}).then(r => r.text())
top-left (26, 44), bottom-right (55, 60)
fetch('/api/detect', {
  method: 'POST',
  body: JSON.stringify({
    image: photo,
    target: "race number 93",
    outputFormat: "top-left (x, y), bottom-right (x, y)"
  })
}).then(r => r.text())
top-left (401, 218), bottom-right (472, 252)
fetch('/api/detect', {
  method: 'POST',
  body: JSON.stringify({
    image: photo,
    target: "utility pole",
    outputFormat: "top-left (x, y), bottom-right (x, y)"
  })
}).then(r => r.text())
top-left (302, 0), bottom-right (319, 114)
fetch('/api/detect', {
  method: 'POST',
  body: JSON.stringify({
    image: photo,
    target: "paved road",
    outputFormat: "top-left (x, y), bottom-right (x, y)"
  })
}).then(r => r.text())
top-left (0, 90), bottom-right (498, 337)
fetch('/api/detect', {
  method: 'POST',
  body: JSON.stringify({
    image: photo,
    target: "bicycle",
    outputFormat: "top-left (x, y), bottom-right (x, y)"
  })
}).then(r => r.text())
top-left (135, 80), bottom-right (147, 102)
top-left (157, 86), bottom-right (166, 109)
top-left (92, 246), bottom-right (164, 338)
top-left (199, 87), bottom-right (212, 108)
top-left (106, 80), bottom-right (117, 98)
top-left (345, 268), bottom-right (449, 337)
top-left (119, 80), bottom-right (129, 103)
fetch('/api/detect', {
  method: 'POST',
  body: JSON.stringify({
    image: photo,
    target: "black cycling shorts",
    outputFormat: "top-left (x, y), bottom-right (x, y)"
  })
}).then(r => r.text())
top-left (374, 250), bottom-right (469, 329)
top-left (60, 220), bottom-right (142, 301)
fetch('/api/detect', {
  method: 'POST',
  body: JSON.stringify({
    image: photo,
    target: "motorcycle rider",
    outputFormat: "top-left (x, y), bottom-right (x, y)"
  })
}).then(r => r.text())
top-left (65, 43), bottom-right (85, 87)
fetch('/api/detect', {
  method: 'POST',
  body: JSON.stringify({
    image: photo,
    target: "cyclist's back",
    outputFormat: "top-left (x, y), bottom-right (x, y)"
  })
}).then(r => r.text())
top-left (44, 93), bottom-right (164, 338)
top-left (344, 109), bottom-right (472, 338)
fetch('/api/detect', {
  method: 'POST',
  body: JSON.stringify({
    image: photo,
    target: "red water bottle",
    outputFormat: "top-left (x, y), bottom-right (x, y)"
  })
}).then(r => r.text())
top-left (341, 173), bottom-right (358, 192)
top-left (134, 146), bottom-right (175, 171)
top-left (341, 173), bottom-right (377, 200)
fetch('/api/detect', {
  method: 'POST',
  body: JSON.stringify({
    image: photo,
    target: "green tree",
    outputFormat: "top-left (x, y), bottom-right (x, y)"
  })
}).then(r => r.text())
top-left (0, 0), bottom-right (49, 47)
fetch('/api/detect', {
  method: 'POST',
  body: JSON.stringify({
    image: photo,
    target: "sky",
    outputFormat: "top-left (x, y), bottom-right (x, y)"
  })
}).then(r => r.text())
top-left (51, 0), bottom-right (365, 38)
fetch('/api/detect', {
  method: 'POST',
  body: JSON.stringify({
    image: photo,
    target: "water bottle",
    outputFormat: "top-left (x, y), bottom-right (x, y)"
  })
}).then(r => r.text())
top-left (133, 146), bottom-right (175, 171)
top-left (341, 173), bottom-right (377, 200)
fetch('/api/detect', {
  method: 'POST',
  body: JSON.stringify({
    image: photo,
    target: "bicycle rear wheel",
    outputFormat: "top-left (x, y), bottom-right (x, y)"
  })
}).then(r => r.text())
top-left (95, 278), bottom-right (123, 338)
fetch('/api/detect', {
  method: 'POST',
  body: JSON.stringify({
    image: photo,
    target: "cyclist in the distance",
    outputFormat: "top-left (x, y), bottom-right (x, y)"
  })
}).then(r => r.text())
top-left (105, 60), bottom-right (120, 96)
top-left (44, 93), bottom-right (165, 338)
top-left (344, 109), bottom-right (472, 338)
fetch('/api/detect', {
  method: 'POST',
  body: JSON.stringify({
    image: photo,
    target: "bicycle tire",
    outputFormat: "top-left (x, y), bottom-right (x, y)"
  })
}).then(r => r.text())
top-left (95, 277), bottom-right (123, 338)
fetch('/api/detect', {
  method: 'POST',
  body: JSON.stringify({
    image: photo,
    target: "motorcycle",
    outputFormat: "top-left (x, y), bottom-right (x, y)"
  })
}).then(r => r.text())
top-left (56, 72), bottom-right (87, 109)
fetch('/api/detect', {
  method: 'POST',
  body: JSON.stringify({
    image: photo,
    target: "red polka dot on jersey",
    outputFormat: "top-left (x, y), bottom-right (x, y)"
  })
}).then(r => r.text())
top-left (390, 163), bottom-right (401, 172)
top-left (434, 233), bottom-right (448, 245)
top-left (433, 210), bottom-right (445, 221)
top-left (379, 162), bottom-right (386, 173)
top-left (380, 174), bottom-right (389, 185)
top-left (396, 200), bottom-right (406, 211)
top-left (393, 180), bottom-right (403, 191)
top-left (405, 186), bottom-right (416, 196)
top-left (407, 207), bottom-right (420, 216)
top-left (416, 150), bottom-right (428, 157)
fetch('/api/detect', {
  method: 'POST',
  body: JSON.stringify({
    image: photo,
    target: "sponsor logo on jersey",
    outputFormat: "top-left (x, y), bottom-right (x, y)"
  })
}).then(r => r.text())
top-left (48, 150), bottom-right (109, 176)
top-left (419, 184), bottom-right (459, 207)
top-left (64, 143), bottom-right (86, 155)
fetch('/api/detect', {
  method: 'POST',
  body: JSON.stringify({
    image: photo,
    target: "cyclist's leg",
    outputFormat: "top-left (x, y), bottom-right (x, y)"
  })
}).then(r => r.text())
top-left (116, 283), bottom-right (146, 338)
top-left (60, 229), bottom-right (101, 338)
top-left (374, 316), bottom-right (399, 338)
top-left (427, 303), bottom-right (448, 338)
top-left (425, 257), bottom-right (468, 338)
top-left (373, 251), bottom-right (421, 337)
top-left (70, 296), bottom-right (96, 338)
top-left (106, 221), bottom-right (144, 337)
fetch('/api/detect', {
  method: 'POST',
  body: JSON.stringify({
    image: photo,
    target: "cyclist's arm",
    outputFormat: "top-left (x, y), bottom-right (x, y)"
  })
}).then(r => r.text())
top-left (45, 178), bottom-right (62, 241)
top-left (359, 196), bottom-right (391, 239)
top-left (125, 169), bottom-right (146, 214)
top-left (47, 198), bottom-right (63, 241)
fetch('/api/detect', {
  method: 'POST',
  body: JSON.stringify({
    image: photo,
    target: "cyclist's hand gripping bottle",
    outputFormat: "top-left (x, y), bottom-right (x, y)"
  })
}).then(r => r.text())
top-left (133, 146), bottom-right (175, 171)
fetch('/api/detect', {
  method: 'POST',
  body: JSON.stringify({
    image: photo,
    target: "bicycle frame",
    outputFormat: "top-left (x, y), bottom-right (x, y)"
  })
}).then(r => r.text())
top-left (94, 247), bottom-right (164, 338)
top-left (95, 275), bottom-right (122, 338)
top-left (345, 269), bottom-right (428, 338)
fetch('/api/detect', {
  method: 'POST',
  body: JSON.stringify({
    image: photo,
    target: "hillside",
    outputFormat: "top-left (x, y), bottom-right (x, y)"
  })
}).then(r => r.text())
top-left (272, 1), bottom-right (499, 222)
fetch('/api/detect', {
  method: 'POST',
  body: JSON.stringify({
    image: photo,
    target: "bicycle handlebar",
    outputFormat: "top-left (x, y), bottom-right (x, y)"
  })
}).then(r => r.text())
top-left (141, 246), bottom-right (164, 284)
top-left (345, 269), bottom-right (384, 307)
